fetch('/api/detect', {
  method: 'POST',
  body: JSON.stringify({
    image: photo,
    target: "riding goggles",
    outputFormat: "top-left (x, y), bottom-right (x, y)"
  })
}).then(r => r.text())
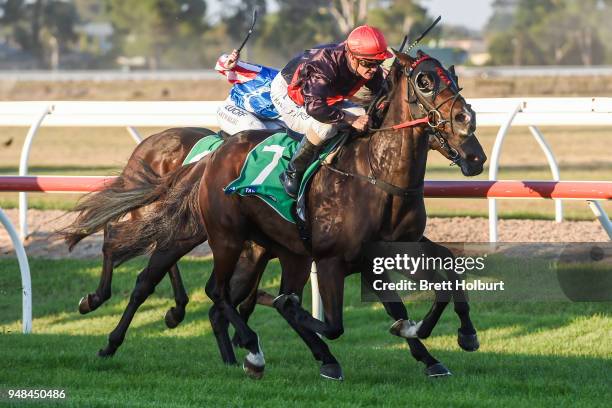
top-left (358, 58), bottom-right (384, 69)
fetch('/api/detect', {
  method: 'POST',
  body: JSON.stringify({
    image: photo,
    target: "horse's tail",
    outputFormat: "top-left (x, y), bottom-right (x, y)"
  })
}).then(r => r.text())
top-left (60, 162), bottom-right (168, 250)
top-left (108, 161), bottom-right (206, 264)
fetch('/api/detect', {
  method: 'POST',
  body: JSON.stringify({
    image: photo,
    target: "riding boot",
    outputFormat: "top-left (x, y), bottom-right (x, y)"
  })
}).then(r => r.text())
top-left (280, 137), bottom-right (320, 198)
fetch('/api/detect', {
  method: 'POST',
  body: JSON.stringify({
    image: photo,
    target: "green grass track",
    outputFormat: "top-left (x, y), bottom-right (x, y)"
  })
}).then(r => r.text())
top-left (0, 258), bottom-right (610, 407)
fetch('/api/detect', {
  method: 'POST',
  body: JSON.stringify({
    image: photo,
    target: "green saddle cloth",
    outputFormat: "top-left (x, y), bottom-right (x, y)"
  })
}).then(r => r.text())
top-left (224, 132), bottom-right (342, 223)
top-left (182, 134), bottom-right (225, 165)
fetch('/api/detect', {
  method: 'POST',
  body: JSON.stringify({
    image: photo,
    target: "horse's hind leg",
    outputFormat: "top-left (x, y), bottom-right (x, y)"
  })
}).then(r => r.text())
top-left (230, 243), bottom-right (274, 347)
top-left (97, 241), bottom-right (196, 357)
top-left (274, 253), bottom-right (343, 380)
top-left (205, 275), bottom-right (237, 365)
top-left (79, 224), bottom-right (115, 314)
top-left (209, 241), bottom-right (266, 379)
top-left (164, 263), bottom-right (189, 329)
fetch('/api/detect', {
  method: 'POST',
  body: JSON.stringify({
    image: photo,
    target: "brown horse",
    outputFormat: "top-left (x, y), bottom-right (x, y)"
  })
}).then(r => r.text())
top-left (61, 126), bottom-right (277, 361)
top-left (61, 127), bottom-right (213, 327)
top-left (62, 111), bottom-right (459, 359)
top-left (86, 127), bottom-right (472, 362)
top-left (113, 50), bottom-right (486, 380)
top-left (202, 50), bottom-right (486, 380)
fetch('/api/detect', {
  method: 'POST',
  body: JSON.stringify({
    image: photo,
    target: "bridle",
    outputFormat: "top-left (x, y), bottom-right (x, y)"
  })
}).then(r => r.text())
top-left (370, 54), bottom-right (467, 164)
top-left (324, 53), bottom-right (470, 197)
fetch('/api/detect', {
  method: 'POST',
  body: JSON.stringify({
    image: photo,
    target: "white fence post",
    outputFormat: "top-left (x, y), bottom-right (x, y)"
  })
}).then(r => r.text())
top-left (0, 208), bottom-right (32, 333)
top-left (18, 105), bottom-right (53, 241)
top-left (587, 200), bottom-right (612, 240)
top-left (528, 126), bottom-right (563, 222)
top-left (488, 102), bottom-right (523, 242)
top-left (126, 126), bottom-right (143, 144)
top-left (310, 262), bottom-right (324, 321)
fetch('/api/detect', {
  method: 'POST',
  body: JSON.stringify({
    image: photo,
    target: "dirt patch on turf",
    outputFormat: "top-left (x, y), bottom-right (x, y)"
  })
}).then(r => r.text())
top-left (0, 209), bottom-right (212, 260)
top-left (0, 209), bottom-right (608, 260)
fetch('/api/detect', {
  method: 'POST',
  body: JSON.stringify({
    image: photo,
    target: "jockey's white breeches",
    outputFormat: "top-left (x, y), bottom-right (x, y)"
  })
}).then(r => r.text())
top-left (270, 73), bottom-right (364, 145)
top-left (216, 97), bottom-right (284, 135)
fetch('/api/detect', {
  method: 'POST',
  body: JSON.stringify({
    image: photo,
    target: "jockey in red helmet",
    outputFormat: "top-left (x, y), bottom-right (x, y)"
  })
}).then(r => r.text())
top-left (272, 25), bottom-right (393, 198)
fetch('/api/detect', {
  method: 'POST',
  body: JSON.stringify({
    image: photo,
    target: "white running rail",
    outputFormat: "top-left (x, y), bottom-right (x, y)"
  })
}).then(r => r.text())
top-left (2, 98), bottom-right (611, 241)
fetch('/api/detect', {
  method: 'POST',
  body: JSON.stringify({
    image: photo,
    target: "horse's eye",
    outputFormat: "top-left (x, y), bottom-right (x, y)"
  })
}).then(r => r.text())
top-left (416, 72), bottom-right (434, 93)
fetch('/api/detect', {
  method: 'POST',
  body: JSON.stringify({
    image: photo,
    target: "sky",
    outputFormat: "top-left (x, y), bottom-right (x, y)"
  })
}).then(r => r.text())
top-left (207, 0), bottom-right (496, 31)
top-left (422, 0), bottom-right (494, 30)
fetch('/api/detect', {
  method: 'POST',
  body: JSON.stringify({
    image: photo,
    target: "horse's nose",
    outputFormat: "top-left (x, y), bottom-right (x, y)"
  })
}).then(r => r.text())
top-left (455, 111), bottom-right (470, 125)
top-left (466, 153), bottom-right (480, 163)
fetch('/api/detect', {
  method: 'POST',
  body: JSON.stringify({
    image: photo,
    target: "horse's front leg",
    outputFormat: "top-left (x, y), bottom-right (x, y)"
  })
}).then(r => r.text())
top-left (165, 235), bottom-right (207, 329)
top-left (98, 242), bottom-right (193, 357)
top-left (361, 268), bottom-right (452, 377)
top-left (418, 237), bottom-right (479, 351)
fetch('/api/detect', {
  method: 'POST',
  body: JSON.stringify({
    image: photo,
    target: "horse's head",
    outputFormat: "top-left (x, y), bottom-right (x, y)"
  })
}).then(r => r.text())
top-left (393, 50), bottom-right (486, 176)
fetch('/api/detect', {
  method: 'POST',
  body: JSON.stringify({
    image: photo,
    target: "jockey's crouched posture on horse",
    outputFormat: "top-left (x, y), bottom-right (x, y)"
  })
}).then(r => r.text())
top-left (272, 25), bottom-right (393, 198)
top-left (215, 24), bottom-right (393, 198)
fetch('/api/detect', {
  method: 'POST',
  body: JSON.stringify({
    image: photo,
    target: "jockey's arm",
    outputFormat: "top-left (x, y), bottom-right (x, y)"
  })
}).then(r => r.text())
top-left (301, 73), bottom-right (346, 124)
top-left (302, 73), bottom-right (370, 132)
top-left (215, 51), bottom-right (260, 85)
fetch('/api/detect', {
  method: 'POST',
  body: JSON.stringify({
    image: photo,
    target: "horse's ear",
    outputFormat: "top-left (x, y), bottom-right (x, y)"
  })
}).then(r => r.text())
top-left (391, 48), bottom-right (413, 65)
top-left (448, 65), bottom-right (459, 86)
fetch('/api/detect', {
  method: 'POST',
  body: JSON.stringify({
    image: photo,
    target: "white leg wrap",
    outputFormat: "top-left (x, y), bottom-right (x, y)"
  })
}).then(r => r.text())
top-left (400, 320), bottom-right (422, 338)
top-left (245, 336), bottom-right (265, 367)
top-left (390, 319), bottom-right (422, 339)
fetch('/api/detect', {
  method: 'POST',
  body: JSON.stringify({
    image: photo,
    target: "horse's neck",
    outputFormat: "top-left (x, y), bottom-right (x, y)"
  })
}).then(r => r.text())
top-left (369, 90), bottom-right (429, 189)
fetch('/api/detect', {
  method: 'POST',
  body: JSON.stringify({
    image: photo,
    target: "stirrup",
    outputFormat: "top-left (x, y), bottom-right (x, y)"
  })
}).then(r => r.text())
top-left (280, 169), bottom-right (300, 198)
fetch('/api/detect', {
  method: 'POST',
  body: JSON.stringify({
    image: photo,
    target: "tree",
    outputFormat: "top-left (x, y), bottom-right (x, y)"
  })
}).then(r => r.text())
top-left (105, 0), bottom-right (207, 69)
top-left (367, 0), bottom-right (434, 49)
top-left (255, 0), bottom-right (337, 65)
top-left (486, 0), bottom-right (610, 66)
top-left (324, 0), bottom-right (368, 35)
top-left (221, 0), bottom-right (267, 44)
top-left (0, 0), bottom-right (78, 68)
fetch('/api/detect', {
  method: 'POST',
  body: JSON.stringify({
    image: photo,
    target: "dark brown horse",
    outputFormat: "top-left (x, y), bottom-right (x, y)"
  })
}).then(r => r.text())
top-left (85, 126), bottom-right (473, 363)
top-left (113, 50), bottom-right (486, 380)
top-left (202, 50), bottom-right (486, 380)
top-left (62, 111), bottom-right (459, 359)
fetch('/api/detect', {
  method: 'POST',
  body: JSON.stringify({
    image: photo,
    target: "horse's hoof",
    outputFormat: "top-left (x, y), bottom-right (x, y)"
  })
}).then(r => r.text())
top-left (243, 359), bottom-right (265, 380)
top-left (78, 295), bottom-right (92, 314)
top-left (224, 358), bottom-right (239, 366)
top-left (272, 293), bottom-right (300, 311)
top-left (164, 308), bottom-right (182, 329)
top-left (425, 363), bottom-right (452, 378)
top-left (320, 363), bottom-right (344, 381)
top-left (97, 347), bottom-right (115, 358)
top-left (457, 330), bottom-right (479, 352)
top-left (389, 319), bottom-right (422, 339)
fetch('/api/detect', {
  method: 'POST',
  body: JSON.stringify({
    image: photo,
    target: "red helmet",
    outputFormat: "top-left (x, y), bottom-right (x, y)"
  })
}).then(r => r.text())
top-left (346, 25), bottom-right (393, 60)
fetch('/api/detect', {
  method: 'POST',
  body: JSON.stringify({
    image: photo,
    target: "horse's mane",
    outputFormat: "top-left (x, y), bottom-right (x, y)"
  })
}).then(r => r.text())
top-left (364, 55), bottom-right (407, 133)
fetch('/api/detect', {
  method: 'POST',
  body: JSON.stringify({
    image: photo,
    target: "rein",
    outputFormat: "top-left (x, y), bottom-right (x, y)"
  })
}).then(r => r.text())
top-left (322, 162), bottom-right (424, 197)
